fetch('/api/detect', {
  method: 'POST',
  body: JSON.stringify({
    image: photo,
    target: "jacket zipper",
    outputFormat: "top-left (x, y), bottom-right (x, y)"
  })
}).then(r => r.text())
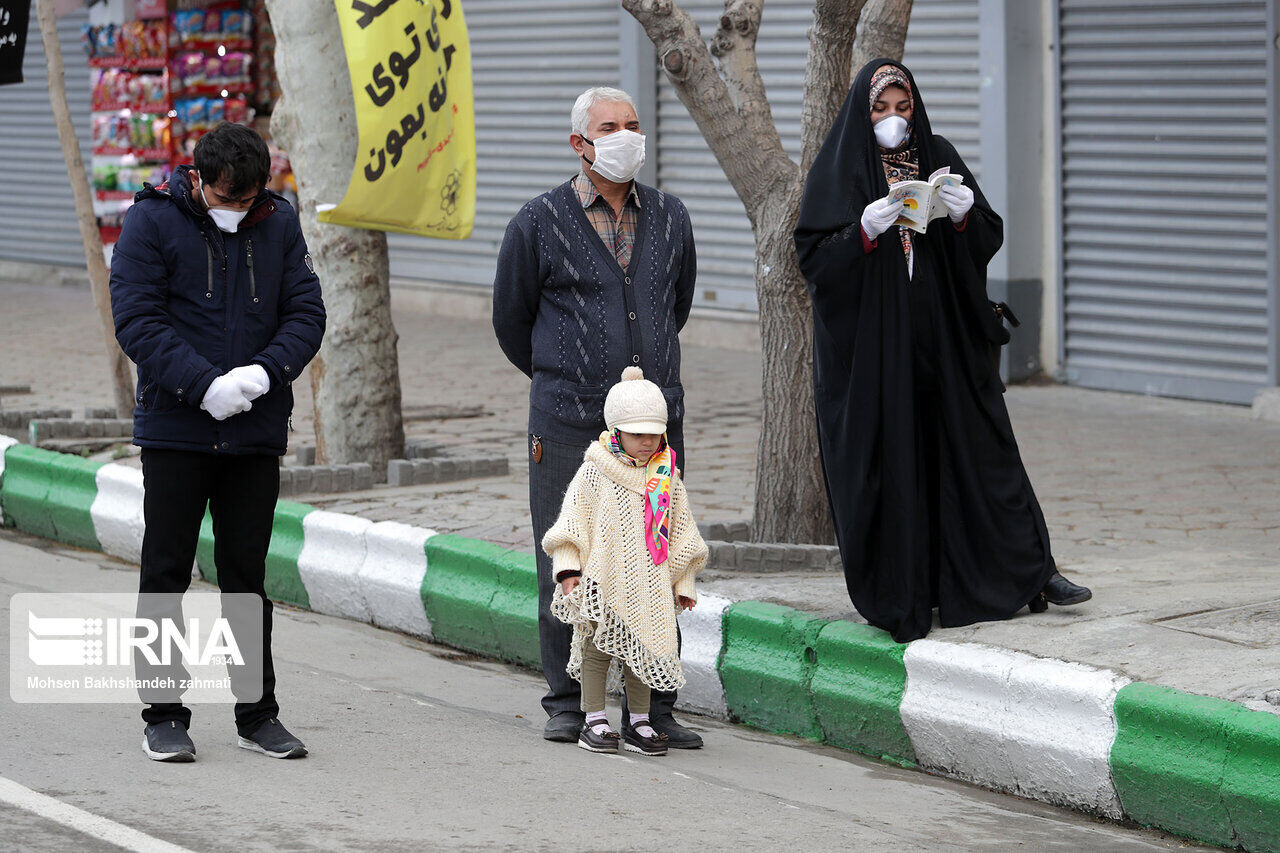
top-left (137, 381), bottom-right (154, 409)
top-left (201, 235), bottom-right (214, 300)
top-left (246, 238), bottom-right (258, 305)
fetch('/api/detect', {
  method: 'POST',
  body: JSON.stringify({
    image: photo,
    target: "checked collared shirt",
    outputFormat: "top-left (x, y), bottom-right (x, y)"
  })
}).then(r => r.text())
top-left (572, 171), bottom-right (641, 270)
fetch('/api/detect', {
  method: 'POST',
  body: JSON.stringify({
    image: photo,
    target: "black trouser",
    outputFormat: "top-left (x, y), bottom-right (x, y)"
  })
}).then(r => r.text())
top-left (529, 431), bottom-right (684, 720)
top-left (137, 447), bottom-right (280, 735)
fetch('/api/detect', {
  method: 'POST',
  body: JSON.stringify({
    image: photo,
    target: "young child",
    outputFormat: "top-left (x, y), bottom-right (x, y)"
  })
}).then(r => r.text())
top-left (544, 367), bottom-right (708, 756)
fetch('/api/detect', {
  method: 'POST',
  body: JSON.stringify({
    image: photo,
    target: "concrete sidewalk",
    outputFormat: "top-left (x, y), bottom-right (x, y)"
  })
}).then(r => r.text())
top-left (1, 277), bottom-right (1277, 714)
top-left (4, 276), bottom-right (1280, 849)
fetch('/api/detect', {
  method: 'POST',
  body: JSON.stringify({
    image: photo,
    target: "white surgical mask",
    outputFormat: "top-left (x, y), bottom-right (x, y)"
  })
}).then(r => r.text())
top-left (581, 129), bottom-right (646, 183)
top-left (874, 115), bottom-right (909, 149)
top-left (198, 178), bottom-right (250, 233)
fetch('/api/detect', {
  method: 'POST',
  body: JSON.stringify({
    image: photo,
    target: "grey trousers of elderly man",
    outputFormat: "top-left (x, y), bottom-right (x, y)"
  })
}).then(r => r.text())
top-left (528, 431), bottom-right (685, 721)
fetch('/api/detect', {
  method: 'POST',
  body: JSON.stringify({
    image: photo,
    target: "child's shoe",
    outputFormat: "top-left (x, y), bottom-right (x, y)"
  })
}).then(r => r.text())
top-left (622, 726), bottom-right (669, 756)
top-left (577, 722), bottom-right (621, 754)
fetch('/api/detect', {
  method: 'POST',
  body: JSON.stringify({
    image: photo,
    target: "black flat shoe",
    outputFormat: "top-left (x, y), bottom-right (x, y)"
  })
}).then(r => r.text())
top-left (641, 714), bottom-right (703, 749)
top-left (543, 711), bottom-right (585, 743)
top-left (1043, 572), bottom-right (1092, 606)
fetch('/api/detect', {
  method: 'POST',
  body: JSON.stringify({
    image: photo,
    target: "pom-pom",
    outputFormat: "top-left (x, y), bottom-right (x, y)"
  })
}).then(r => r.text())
top-left (621, 366), bottom-right (645, 381)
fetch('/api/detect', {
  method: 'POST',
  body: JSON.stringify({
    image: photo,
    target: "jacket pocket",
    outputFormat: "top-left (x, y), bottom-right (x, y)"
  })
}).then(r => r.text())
top-left (554, 381), bottom-right (608, 430)
top-left (136, 379), bottom-right (157, 412)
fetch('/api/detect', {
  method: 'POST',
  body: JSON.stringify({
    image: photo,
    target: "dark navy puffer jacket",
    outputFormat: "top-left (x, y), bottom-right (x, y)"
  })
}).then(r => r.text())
top-left (109, 165), bottom-right (325, 456)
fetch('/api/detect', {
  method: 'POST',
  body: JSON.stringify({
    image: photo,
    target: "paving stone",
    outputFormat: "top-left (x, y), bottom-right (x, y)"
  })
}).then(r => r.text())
top-left (291, 466), bottom-right (313, 494)
top-left (310, 467), bottom-right (333, 494)
top-left (387, 459), bottom-right (414, 487)
top-left (354, 463), bottom-right (375, 491)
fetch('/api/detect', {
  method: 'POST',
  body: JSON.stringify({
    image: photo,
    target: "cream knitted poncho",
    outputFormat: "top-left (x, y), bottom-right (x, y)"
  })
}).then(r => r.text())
top-left (545, 442), bottom-right (708, 693)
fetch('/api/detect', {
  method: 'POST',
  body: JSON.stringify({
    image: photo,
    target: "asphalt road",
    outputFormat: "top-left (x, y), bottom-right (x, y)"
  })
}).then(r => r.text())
top-left (0, 529), bottom-right (1210, 852)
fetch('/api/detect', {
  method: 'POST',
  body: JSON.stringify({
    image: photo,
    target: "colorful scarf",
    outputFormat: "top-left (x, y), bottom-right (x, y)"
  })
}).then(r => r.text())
top-left (870, 65), bottom-right (918, 264)
top-left (600, 429), bottom-right (675, 566)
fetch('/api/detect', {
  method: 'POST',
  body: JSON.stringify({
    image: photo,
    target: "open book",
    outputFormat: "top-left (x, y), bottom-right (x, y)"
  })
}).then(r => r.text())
top-left (885, 167), bottom-right (965, 234)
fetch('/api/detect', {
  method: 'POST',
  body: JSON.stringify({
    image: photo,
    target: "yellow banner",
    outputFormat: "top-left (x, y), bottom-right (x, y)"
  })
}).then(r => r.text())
top-left (320, 0), bottom-right (475, 238)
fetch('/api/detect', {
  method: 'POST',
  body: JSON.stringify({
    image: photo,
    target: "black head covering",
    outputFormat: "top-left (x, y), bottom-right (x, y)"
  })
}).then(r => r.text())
top-left (798, 59), bottom-right (938, 228)
top-left (793, 59), bottom-right (1055, 643)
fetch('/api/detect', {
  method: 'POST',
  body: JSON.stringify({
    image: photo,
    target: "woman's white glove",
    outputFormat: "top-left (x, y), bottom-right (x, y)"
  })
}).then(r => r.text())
top-left (227, 364), bottom-right (270, 402)
top-left (861, 197), bottom-right (905, 240)
top-left (937, 184), bottom-right (974, 223)
top-left (200, 374), bottom-right (259, 421)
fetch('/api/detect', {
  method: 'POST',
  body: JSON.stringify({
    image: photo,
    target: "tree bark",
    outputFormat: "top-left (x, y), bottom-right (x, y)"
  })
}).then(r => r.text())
top-left (851, 0), bottom-right (914, 74)
top-left (36, 0), bottom-right (135, 418)
top-left (624, 0), bottom-right (912, 544)
top-left (265, 0), bottom-right (405, 473)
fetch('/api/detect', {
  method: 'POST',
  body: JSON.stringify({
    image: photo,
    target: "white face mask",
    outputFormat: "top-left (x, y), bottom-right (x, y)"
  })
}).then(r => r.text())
top-left (581, 129), bottom-right (646, 183)
top-left (874, 115), bottom-right (909, 149)
top-left (198, 177), bottom-right (250, 233)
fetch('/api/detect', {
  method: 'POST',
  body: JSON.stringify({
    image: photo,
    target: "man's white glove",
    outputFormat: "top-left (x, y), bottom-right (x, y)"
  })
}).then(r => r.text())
top-left (227, 364), bottom-right (270, 402)
top-left (937, 184), bottom-right (974, 223)
top-left (200, 374), bottom-right (259, 421)
top-left (861, 197), bottom-right (905, 240)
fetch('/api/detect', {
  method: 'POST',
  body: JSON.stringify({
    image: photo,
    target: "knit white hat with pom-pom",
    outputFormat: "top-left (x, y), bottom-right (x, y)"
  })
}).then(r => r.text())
top-left (604, 367), bottom-right (668, 434)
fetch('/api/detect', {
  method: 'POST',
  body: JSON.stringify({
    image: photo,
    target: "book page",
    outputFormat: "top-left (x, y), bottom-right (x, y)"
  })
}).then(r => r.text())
top-left (926, 172), bottom-right (964, 222)
top-left (887, 181), bottom-right (932, 231)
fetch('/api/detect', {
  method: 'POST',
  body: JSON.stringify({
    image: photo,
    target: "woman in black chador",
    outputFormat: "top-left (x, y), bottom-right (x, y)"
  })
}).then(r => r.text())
top-left (794, 59), bottom-right (1091, 643)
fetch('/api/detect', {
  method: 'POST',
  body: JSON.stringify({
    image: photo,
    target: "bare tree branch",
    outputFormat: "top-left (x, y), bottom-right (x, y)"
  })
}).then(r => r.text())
top-left (709, 0), bottom-right (787, 171)
top-left (798, 0), bottom-right (869, 174)
top-left (850, 0), bottom-right (914, 74)
top-left (622, 0), bottom-right (792, 221)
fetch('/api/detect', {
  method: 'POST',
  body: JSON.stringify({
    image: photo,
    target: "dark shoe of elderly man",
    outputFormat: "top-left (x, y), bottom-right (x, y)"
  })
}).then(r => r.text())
top-left (633, 713), bottom-right (703, 749)
top-left (543, 711), bottom-right (585, 743)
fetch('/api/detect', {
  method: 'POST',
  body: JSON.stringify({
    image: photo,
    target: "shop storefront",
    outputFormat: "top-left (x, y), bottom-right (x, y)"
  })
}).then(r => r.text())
top-left (1, 0), bottom-right (1277, 405)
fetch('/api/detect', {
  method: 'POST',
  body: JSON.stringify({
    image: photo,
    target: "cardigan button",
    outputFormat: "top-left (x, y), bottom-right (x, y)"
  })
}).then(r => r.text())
top-left (624, 277), bottom-right (631, 285)
top-left (628, 312), bottom-right (636, 321)
top-left (632, 354), bottom-right (640, 364)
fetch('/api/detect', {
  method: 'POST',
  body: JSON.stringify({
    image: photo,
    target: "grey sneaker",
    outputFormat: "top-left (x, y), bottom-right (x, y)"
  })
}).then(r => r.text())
top-left (237, 719), bottom-right (307, 759)
top-left (142, 721), bottom-right (196, 762)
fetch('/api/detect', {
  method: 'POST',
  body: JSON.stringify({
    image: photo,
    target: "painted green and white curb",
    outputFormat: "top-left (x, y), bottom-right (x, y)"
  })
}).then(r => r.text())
top-left (2, 443), bottom-right (1277, 852)
top-left (0, 435), bottom-right (16, 526)
top-left (900, 640), bottom-right (1129, 816)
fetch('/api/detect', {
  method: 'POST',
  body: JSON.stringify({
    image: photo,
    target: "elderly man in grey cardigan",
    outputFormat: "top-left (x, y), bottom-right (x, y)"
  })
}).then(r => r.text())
top-left (492, 85), bottom-right (701, 747)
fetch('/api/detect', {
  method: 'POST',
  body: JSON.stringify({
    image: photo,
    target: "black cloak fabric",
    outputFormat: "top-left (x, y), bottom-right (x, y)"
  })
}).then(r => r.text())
top-left (794, 59), bottom-right (1055, 642)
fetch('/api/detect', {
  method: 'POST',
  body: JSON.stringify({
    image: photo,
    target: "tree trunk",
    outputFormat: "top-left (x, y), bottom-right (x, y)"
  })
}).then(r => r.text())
top-left (625, 0), bottom-right (911, 544)
top-left (264, 1), bottom-right (405, 473)
top-left (36, 0), bottom-right (135, 418)
top-left (851, 0), bottom-right (914, 73)
top-left (750, 184), bottom-right (834, 544)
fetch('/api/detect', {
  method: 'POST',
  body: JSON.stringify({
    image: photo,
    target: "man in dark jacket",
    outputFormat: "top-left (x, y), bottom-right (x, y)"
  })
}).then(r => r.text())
top-left (110, 122), bottom-right (325, 762)
top-left (492, 86), bottom-right (702, 748)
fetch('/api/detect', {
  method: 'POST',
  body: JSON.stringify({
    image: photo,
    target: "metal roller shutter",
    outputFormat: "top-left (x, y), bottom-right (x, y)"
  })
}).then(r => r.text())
top-left (1057, 0), bottom-right (1273, 403)
top-left (386, 0), bottom-right (622, 288)
top-left (0, 8), bottom-right (94, 267)
top-left (901, 0), bottom-right (982, 182)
